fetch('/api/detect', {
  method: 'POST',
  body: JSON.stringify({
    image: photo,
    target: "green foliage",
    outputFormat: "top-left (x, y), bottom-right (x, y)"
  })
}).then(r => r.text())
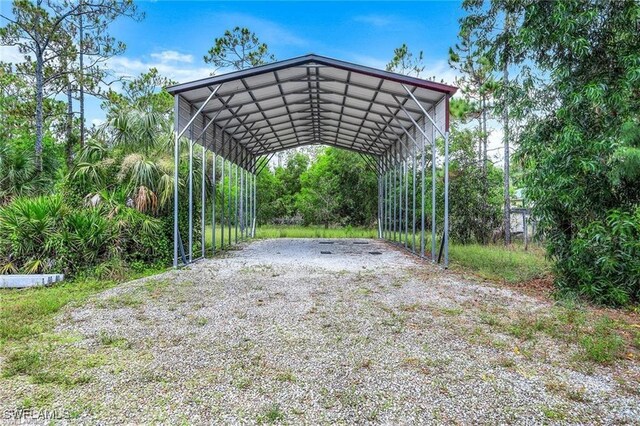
top-left (0, 132), bottom-right (60, 203)
top-left (0, 195), bottom-right (167, 275)
top-left (386, 43), bottom-right (425, 77)
top-left (557, 207), bottom-right (640, 305)
top-left (578, 317), bottom-right (625, 364)
top-left (203, 27), bottom-right (275, 72)
top-left (458, 0), bottom-right (640, 304)
top-left (510, 0), bottom-right (640, 304)
top-left (448, 126), bottom-right (502, 243)
top-left (296, 148), bottom-right (377, 227)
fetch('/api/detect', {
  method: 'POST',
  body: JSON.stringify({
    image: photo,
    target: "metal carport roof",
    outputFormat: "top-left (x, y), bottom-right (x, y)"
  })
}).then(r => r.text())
top-left (167, 54), bottom-right (457, 170)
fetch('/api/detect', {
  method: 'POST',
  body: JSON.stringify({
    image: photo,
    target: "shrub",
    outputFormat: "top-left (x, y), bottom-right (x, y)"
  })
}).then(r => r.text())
top-left (556, 207), bottom-right (640, 305)
top-left (0, 195), bottom-right (168, 276)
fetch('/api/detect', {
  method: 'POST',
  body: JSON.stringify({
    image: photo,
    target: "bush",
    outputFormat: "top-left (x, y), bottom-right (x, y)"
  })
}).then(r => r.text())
top-left (0, 195), bottom-right (168, 276)
top-left (556, 207), bottom-right (640, 305)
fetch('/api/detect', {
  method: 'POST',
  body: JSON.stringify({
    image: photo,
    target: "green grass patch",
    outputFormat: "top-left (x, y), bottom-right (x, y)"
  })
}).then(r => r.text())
top-left (494, 302), bottom-right (630, 365)
top-left (204, 224), bottom-right (376, 250)
top-left (448, 243), bottom-right (550, 284)
top-left (578, 318), bottom-right (625, 364)
top-left (541, 405), bottom-right (567, 421)
top-left (257, 404), bottom-right (285, 424)
top-left (98, 332), bottom-right (132, 349)
top-left (0, 267), bottom-right (163, 347)
top-left (257, 225), bottom-right (377, 239)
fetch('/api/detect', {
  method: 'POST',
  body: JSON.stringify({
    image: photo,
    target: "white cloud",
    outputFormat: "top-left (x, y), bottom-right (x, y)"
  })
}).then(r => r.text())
top-left (150, 50), bottom-right (193, 64)
top-left (0, 45), bottom-right (27, 64)
top-left (353, 15), bottom-right (392, 27)
top-left (107, 55), bottom-right (212, 84)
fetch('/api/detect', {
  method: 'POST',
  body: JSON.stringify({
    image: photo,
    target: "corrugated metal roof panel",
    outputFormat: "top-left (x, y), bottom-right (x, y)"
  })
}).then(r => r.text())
top-left (169, 54), bottom-right (455, 168)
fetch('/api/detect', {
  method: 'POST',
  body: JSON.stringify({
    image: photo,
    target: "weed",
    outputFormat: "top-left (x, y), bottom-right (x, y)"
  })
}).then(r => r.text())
top-left (3, 349), bottom-right (42, 377)
top-left (449, 243), bottom-right (549, 284)
top-left (479, 312), bottom-right (502, 326)
top-left (191, 316), bottom-right (208, 327)
top-left (439, 307), bottom-right (463, 316)
top-left (275, 371), bottom-right (296, 383)
top-left (98, 332), bottom-right (132, 349)
top-left (578, 318), bottom-right (624, 364)
top-left (98, 292), bottom-right (144, 309)
top-left (233, 376), bottom-right (252, 390)
top-left (496, 356), bottom-right (516, 368)
top-left (257, 404), bottom-right (285, 424)
top-left (541, 405), bottom-right (567, 421)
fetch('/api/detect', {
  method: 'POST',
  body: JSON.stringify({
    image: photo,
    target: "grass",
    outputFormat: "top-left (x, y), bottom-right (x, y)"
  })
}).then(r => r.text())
top-left (0, 266), bottom-right (165, 393)
top-left (578, 318), bottom-right (625, 364)
top-left (256, 225), bottom-right (377, 239)
top-left (257, 404), bottom-right (285, 424)
top-left (0, 267), bottom-right (162, 347)
top-left (204, 225), bottom-right (377, 249)
top-left (482, 301), bottom-right (632, 364)
top-left (541, 405), bottom-right (567, 421)
top-left (448, 243), bottom-right (550, 284)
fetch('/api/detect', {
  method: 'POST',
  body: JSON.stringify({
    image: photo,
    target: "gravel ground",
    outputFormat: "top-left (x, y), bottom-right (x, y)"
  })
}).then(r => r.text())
top-left (2, 238), bottom-right (639, 425)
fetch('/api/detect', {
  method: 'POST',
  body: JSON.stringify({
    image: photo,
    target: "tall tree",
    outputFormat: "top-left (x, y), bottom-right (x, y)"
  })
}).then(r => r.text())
top-left (386, 43), bottom-right (425, 77)
top-left (512, 0), bottom-right (640, 304)
top-left (457, 0), bottom-right (525, 244)
top-left (204, 27), bottom-right (276, 72)
top-left (460, 0), bottom-right (640, 303)
top-left (500, 11), bottom-right (513, 245)
top-left (0, 0), bottom-right (139, 169)
top-left (449, 24), bottom-right (499, 244)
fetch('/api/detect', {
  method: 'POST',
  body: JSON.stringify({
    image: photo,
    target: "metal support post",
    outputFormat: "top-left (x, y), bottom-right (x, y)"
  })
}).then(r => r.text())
top-left (399, 150), bottom-right (403, 246)
top-left (201, 143), bottom-right (206, 258)
top-left (384, 166), bottom-right (388, 239)
top-left (188, 120), bottom-right (193, 262)
top-left (228, 159), bottom-right (232, 245)
top-left (431, 116), bottom-right (437, 262)
top-left (240, 169), bottom-right (244, 241)
top-left (235, 163), bottom-right (239, 244)
top-left (393, 147), bottom-right (397, 242)
top-left (252, 172), bottom-right (257, 237)
top-left (404, 156), bottom-right (409, 249)
top-left (212, 152), bottom-right (216, 253)
top-left (412, 136), bottom-right (417, 253)
top-left (420, 121), bottom-right (426, 258)
top-left (173, 96), bottom-right (180, 268)
top-left (221, 155), bottom-right (225, 250)
top-left (444, 131), bottom-right (450, 267)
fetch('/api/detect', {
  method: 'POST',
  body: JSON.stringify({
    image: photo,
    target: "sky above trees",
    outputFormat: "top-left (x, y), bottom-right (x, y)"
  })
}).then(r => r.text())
top-left (1, 1), bottom-right (464, 125)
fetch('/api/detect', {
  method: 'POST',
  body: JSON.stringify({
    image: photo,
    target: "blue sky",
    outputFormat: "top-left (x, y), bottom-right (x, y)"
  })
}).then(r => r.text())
top-left (2, 1), bottom-right (465, 124)
top-left (98, 1), bottom-right (465, 124)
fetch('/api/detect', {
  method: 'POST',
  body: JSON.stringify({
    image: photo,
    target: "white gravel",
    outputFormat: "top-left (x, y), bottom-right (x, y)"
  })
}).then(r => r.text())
top-left (2, 238), bottom-right (639, 425)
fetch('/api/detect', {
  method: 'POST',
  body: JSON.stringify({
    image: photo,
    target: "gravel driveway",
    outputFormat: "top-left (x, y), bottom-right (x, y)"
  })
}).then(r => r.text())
top-left (3, 239), bottom-right (639, 424)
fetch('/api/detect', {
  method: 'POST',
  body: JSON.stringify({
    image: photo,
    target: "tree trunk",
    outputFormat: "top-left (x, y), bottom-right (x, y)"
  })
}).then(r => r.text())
top-left (34, 54), bottom-right (44, 171)
top-left (65, 79), bottom-right (74, 168)
top-left (503, 14), bottom-right (512, 246)
top-left (482, 94), bottom-right (489, 244)
top-left (78, 8), bottom-right (85, 147)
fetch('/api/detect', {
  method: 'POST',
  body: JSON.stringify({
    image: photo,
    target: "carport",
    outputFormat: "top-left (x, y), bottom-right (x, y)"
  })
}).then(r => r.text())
top-left (166, 54), bottom-right (457, 268)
